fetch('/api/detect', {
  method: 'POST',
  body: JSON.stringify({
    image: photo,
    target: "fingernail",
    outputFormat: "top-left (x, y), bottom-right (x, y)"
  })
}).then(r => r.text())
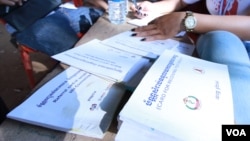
top-left (131, 28), bottom-right (135, 31)
top-left (141, 38), bottom-right (146, 41)
top-left (131, 33), bottom-right (137, 36)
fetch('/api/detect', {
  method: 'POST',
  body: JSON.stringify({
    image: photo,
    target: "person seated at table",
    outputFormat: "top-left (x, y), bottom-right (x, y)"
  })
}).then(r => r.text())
top-left (0, 0), bottom-right (108, 56)
top-left (130, 0), bottom-right (250, 124)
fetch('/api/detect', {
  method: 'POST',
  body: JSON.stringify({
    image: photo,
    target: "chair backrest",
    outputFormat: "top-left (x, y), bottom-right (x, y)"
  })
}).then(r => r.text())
top-left (73, 0), bottom-right (84, 7)
top-left (0, 18), bottom-right (5, 24)
top-left (63, 0), bottom-right (83, 7)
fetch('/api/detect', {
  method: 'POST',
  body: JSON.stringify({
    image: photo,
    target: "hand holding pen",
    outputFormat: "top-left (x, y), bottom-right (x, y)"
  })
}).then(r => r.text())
top-left (130, 0), bottom-right (154, 19)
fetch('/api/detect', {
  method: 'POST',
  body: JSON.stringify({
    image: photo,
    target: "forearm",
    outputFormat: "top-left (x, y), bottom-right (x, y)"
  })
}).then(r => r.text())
top-left (0, 0), bottom-right (14, 5)
top-left (0, 0), bottom-right (24, 6)
top-left (193, 13), bottom-right (250, 40)
top-left (153, 0), bottom-right (187, 14)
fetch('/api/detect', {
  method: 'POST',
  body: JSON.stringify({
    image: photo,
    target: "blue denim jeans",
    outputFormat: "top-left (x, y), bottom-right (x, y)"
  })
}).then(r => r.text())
top-left (56, 7), bottom-right (104, 33)
top-left (8, 6), bottom-right (104, 56)
top-left (196, 31), bottom-right (250, 124)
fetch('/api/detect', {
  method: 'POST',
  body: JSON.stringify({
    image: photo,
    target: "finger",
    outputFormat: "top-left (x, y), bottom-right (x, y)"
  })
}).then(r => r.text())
top-left (4, 1), bottom-right (15, 5)
top-left (137, 2), bottom-right (148, 10)
top-left (2, 0), bottom-right (15, 5)
top-left (11, 0), bottom-right (19, 3)
top-left (130, 2), bottom-right (141, 11)
top-left (134, 11), bottom-right (146, 19)
top-left (136, 2), bottom-right (142, 9)
top-left (135, 24), bottom-right (157, 32)
top-left (130, 4), bottom-right (136, 12)
top-left (136, 28), bottom-right (162, 38)
top-left (17, 0), bottom-right (23, 6)
top-left (137, 11), bottom-right (148, 18)
top-left (141, 34), bottom-right (167, 41)
top-left (133, 11), bottom-right (143, 19)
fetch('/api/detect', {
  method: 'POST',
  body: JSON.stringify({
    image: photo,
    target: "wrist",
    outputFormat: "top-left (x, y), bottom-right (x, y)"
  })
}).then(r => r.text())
top-left (183, 11), bottom-right (197, 32)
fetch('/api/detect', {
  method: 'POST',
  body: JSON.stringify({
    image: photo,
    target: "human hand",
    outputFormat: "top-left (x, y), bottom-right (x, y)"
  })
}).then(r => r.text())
top-left (0, 0), bottom-right (26, 6)
top-left (131, 12), bottom-right (186, 41)
top-left (130, 1), bottom-right (156, 19)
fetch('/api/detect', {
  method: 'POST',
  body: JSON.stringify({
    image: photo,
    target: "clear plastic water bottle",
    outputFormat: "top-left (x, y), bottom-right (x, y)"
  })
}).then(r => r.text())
top-left (125, 0), bottom-right (129, 14)
top-left (108, 0), bottom-right (126, 24)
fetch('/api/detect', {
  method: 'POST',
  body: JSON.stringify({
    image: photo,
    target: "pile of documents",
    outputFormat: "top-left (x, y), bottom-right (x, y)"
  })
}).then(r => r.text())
top-left (7, 30), bottom-right (197, 139)
top-left (7, 67), bottom-right (125, 139)
top-left (116, 50), bottom-right (235, 141)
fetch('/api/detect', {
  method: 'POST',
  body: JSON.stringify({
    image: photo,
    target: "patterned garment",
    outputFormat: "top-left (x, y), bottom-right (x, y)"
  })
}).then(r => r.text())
top-left (206, 0), bottom-right (250, 15)
top-left (183, 0), bottom-right (250, 15)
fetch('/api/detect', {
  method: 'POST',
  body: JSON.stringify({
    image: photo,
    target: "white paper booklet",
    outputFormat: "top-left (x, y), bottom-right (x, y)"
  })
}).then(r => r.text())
top-left (52, 39), bottom-right (149, 84)
top-left (118, 50), bottom-right (234, 141)
top-left (7, 66), bottom-right (126, 139)
top-left (101, 31), bottom-right (195, 59)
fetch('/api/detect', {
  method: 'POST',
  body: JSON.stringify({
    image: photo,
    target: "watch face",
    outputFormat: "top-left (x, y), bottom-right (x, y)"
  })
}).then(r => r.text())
top-left (185, 16), bottom-right (196, 29)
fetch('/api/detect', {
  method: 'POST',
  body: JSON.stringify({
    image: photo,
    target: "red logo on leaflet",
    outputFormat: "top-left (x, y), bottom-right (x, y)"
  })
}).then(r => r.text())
top-left (193, 67), bottom-right (205, 74)
top-left (183, 96), bottom-right (201, 110)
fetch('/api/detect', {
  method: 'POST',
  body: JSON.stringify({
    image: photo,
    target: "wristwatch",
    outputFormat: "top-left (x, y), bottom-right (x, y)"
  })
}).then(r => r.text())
top-left (183, 11), bottom-right (197, 32)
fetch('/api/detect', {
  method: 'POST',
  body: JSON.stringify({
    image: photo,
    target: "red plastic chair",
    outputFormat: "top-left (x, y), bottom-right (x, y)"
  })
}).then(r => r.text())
top-left (73, 0), bottom-right (83, 7)
top-left (0, 0), bottom-right (84, 89)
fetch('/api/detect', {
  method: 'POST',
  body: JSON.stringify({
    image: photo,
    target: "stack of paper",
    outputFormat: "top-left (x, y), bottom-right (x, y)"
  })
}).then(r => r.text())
top-left (7, 67), bottom-right (126, 139)
top-left (52, 39), bottom-right (150, 89)
top-left (101, 31), bottom-right (195, 59)
top-left (7, 30), bottom-right (197, 140)
top-left (116, 50), bottom-right (234, 141)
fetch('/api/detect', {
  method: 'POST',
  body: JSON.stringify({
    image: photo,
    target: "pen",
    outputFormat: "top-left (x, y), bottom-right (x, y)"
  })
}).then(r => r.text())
top-left (132, 0), bottom-right (138, 10)
top-left (132, 0), bottom-right (143, 15)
